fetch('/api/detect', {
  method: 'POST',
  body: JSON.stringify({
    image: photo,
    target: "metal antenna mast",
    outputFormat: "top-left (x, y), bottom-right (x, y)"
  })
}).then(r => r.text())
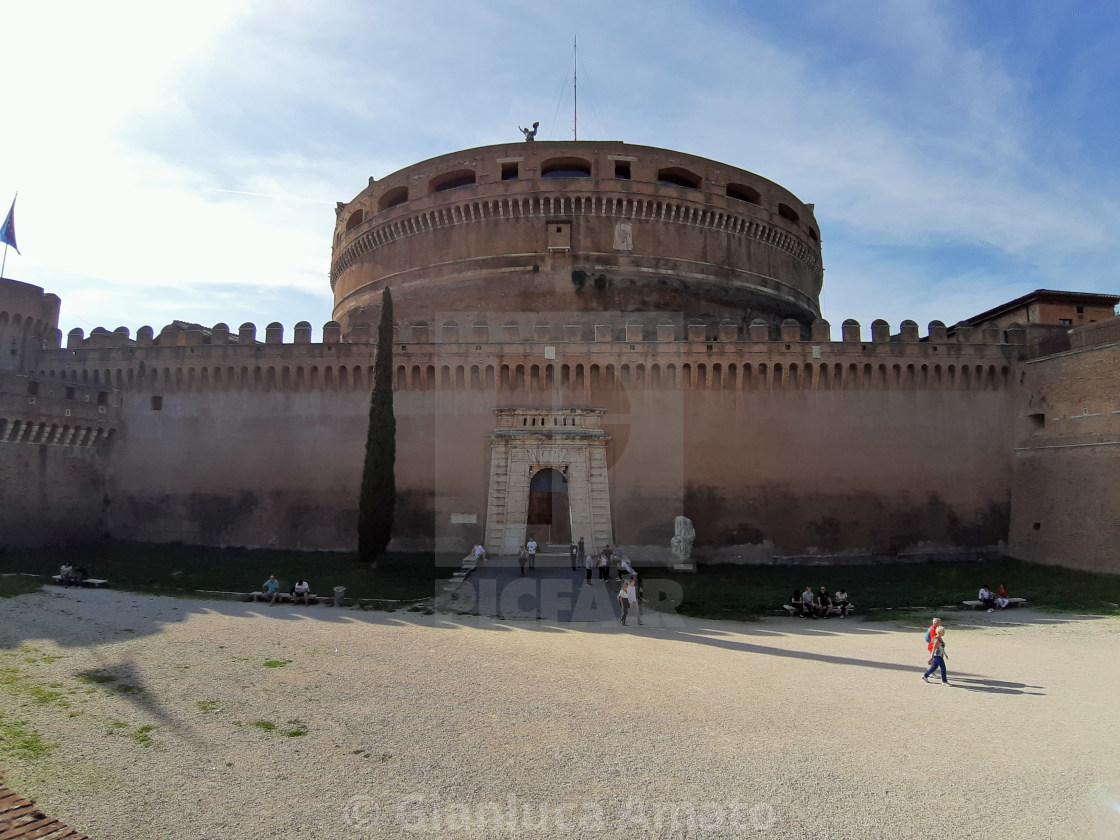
top-left (573, 35), bottom-right (578, 140)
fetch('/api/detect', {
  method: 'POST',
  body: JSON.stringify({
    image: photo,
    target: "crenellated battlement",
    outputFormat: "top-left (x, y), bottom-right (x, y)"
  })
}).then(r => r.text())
top-left (63, 314), bottom-right (1022, 350)
top-left (37, 313), bottom-right (1018, 398)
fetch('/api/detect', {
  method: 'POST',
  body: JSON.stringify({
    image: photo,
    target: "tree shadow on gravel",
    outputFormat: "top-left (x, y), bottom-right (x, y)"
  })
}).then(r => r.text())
top-left (0, 589), bottom-right (1077, 700)
top-left (74, 658), bottom-right (211, 747)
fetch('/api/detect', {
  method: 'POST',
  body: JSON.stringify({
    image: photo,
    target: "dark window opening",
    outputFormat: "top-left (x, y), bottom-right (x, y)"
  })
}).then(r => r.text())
top-left (431, 170), bottom-right (477, 192)
top-left (542, 159), bottom-right (592, 178)
top-left (344, 209), bottom-right (365, 232)
top-left (151, 395), bottom-right (163, 411)
top-left (614, 162), bottom-right (631, 179)
top-left (64, 386), bottom-right (75, 400)
top-left (726, 183), bottom-right (760, 204)
top-left (657, 168), bottom-right (701, 189)
top-left (1076, 306), bottom-right (1085, 314)
top-left (27, 381), bottom-right (39, 396)
top-left (378, 187), bottom-right (408, 211)
top-left (807, 228), bottom-right (819, 242)
top-left (97, 391), bottom-right (108, 406)
top-left (501, 162), bottom-right (519, 181)
top-left (1033, 522), bottom-right (1041, 531)
top-left (1028, 412), bottom-right (1045, 432)
top-left (1059, 318), bottom-right (1073, 326)
top-left (778, 203), bottom-right (800, 224)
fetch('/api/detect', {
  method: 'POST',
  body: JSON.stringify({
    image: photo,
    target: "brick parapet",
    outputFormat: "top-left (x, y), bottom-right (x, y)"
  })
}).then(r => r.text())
top-left (31, 326), bottom-right (1016, 398)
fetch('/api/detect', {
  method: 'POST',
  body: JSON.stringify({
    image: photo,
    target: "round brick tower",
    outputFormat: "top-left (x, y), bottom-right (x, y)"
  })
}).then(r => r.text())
top-left (330, 142), bottom-right (822, 336)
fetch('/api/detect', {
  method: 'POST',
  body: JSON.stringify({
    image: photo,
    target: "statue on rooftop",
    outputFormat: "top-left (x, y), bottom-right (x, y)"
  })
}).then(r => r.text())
top-left (519, 121), bottom-right (539, 142)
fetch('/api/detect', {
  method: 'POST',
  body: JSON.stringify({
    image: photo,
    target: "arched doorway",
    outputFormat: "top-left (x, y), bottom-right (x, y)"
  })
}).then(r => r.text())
top-left (526, 468), bottom-right (571, 545)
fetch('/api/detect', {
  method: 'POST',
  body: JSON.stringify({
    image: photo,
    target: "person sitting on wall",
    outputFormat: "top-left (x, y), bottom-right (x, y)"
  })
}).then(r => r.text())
top-left (979, 586), bottom-right (996, 612)
top-left (833, 588), bottom-right (851, 617)
top-left (801, 586), bottom-right (817, 619)
top-left (262, 575), bottom-right (281, 605)
top-left (473, 544), bottom-right (486, 563)
top-left (995, 583), bottom-right (1011, 609)
top-left (619, 557), bottom-right (636, 579)
top-left (790, 589), bottom-right (807, 616)
top-left (59, 564), bottom-right (76, 586)
top-left (815, 586), bottom-right (834, 618)
top-left (293, 579), bottom-right (311, 605)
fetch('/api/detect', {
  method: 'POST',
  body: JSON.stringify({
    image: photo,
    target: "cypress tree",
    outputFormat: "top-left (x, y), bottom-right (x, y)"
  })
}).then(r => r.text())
top-left (358, 287), bottom-right (395, 566)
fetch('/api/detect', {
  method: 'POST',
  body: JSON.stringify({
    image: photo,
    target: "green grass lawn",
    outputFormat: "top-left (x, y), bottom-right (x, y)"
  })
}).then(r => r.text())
top-left (0, 575), bottom-right (44, 599)
top-left (2, 544), bottom-right (1118, 621)
top-left (0, 542), bottom-right (457, 601)
top-left (658, 557), bottom-right (1120, 622)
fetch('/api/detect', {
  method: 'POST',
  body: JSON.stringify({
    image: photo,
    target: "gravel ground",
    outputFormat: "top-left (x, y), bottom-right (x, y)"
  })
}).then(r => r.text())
top-left (1, 587), bottom-right (1118, 840)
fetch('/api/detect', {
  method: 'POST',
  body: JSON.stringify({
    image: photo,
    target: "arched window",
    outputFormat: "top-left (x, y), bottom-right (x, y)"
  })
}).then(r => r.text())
top-left (778, 203), bottom-right (800, 224)
top-left (657, 167), bottom-right (701, 189)
top-left (430, 170), bottom-right (477, 193)
top-left (726, 183), bottom-right (760, 204)
top-left (541, 158), bottom-right (592, 178)
top-left (378, 186), bottom-right (408, 211)
top-left (345, 209), bottom-right (365, 232)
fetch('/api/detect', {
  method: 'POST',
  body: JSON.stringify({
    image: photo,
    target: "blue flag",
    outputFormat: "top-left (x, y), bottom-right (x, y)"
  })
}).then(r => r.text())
top-left (1, 196), bottom-right (18, 254)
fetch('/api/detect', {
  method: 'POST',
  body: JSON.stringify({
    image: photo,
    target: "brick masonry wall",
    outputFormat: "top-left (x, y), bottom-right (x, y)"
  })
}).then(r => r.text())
top-left (1010, 341), bottom-right (1120, 572)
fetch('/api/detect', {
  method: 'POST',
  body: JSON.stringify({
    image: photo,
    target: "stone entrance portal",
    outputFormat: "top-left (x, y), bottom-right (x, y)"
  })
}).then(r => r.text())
top-left (484, 408), bottom-right (613, 555)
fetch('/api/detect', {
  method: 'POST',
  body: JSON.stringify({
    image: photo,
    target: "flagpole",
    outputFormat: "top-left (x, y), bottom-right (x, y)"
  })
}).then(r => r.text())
top-left (0, 191), bottom-right (17, 279)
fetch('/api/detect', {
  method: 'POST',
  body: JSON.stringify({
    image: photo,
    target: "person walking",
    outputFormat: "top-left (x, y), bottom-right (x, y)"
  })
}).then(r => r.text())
top-left (922, 626), bottom-right (950, 685)
top-left (627, 574), bottom-right (642, 625)
top-left (569, 542), bottom-right (579, 570)
top-left (518, 545), bottom-right (528, 576)
top-left (925, 617), bottom-right (942, 653)
top-left (526, 538), bottom-right (537, 570)
top-left (618, 579), bottom-right (631, 625)
top-left (598, 553), bottom-right (609, 581)
top-left (584, 553), bottom-right (594, 587)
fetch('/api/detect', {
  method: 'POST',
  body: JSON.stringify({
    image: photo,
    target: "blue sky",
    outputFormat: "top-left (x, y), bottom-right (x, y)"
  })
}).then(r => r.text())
top-left (3, 0), bottom-right (1118, 339)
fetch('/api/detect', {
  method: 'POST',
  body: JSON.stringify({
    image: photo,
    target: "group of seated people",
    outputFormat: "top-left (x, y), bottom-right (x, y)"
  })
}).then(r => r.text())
top-left (790, 585), bottom-right (851, 618)
top-left (260, 575), bottom-right (312, 605)
top-left (57, 564), bottom-right (90, 586)
top-left (979, 584), bottom-right (1011, 612)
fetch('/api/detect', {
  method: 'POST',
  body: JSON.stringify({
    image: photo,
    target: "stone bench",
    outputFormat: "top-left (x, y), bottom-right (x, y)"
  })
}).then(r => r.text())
top-left (962, 597), bottom-right (1027, 610)
top-left (782, 603), bottom-right (854, 618)
top-left (249, 591), bottom-right (320, 604)
top-left (51, 576), bottom-right (109, 588)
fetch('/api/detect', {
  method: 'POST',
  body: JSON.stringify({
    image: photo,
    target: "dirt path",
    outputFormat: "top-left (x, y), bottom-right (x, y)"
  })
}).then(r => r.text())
top-left (1, 588), bottom-right (1117, 839)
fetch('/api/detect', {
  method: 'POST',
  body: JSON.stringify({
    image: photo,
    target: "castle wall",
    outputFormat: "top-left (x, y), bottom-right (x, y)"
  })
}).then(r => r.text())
top-left (408, 338), bottom-right (1017, 557)
top-left (0, 436), bottom-right (106, 547)
top-left (0, 371), bottom-right (113, 547)
top-left (1009, 336), bottom-right (1120, 572)
top-left (16, 319), bottom-right (1019, 558)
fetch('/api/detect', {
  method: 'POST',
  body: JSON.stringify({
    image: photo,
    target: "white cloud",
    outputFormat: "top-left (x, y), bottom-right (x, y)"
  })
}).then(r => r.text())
top-left (2, 0), bottom-right (1118, 338)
